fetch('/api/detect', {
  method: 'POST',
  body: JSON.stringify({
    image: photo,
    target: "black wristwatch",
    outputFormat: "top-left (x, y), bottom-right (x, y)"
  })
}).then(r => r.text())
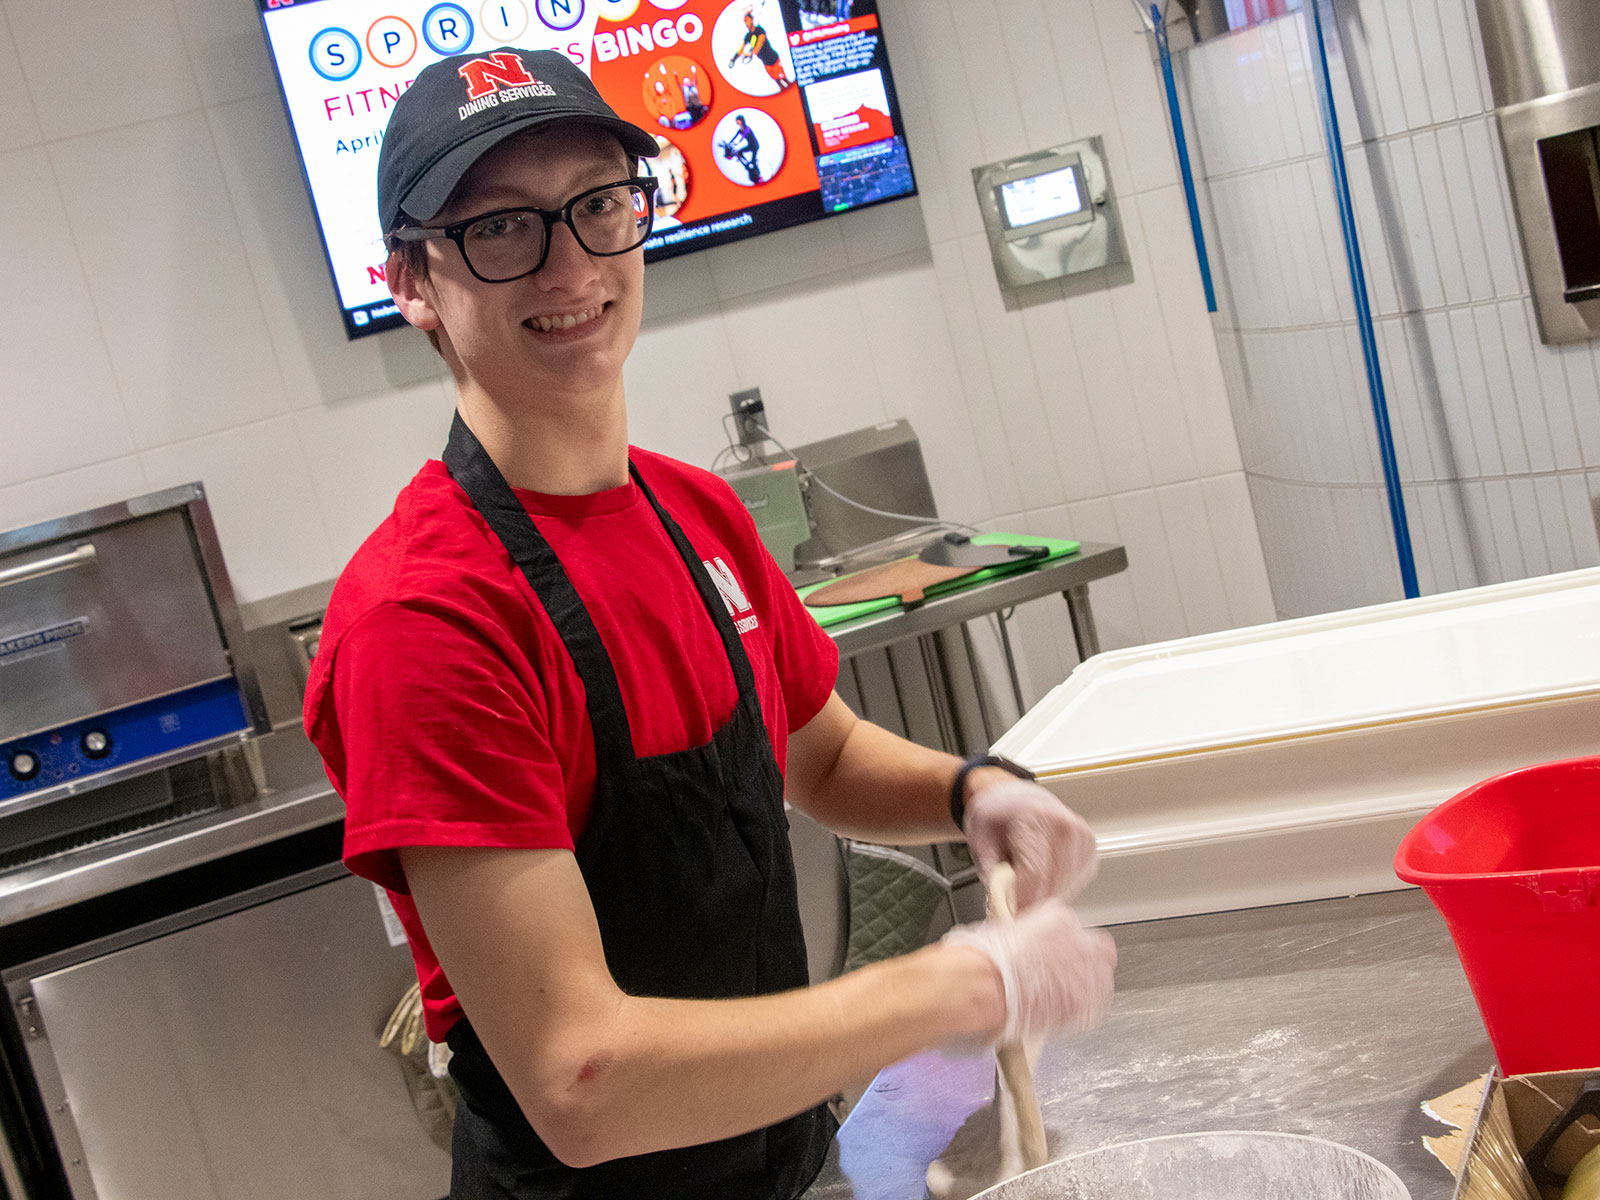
top-left (949, 753), bottom-right (1035, 833)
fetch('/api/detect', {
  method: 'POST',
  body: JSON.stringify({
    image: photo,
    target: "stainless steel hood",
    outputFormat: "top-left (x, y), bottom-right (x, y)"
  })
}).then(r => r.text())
top-left (1475, 0), bottom-right (1600, 343)
top-left (1476, 0), bottom-right (1600, 106)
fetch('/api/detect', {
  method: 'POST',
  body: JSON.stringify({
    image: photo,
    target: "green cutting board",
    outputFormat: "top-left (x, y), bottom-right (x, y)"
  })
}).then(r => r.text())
top-left (799, 533), bottom-right (1081, 629)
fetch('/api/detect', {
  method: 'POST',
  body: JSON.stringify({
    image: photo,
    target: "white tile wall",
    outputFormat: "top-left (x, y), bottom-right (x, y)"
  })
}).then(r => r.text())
top-left (0, 457), bottom-right (148, 533)
top-left (169, 0), bottom-right (279, 108)
top-left (293, 381), bottom-right (454, 563)
top-left (1, 0), bottom-right (1272, 724)
top-left (1187, 5), bottom-right (1600, 619)
top-left (138, 417), bottom-right (339, 601)
top-left (0, 7), bottom-right (39, 153)
top-left (48, 112), bottom-right (289, 449)
top-left (4, 0), bottom-right (201, 140)
top-left (0, 146), bottom-right (134, 489)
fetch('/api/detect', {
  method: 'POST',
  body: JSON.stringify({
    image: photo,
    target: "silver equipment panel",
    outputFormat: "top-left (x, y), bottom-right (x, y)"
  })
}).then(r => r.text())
top-left (5, 867), bottom-right (449, 1200)
top-left (973, 137), bottom-right (1126, 293)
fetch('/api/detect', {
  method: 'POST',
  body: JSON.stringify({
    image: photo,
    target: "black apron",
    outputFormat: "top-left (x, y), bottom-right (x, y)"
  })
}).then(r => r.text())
top-left (438, 414), bottom-right (836, 1199)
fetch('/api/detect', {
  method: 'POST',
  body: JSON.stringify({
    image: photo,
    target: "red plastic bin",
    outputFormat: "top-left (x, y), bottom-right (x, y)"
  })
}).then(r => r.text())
top-left (1395, 754), bottom-right (1600, 1075)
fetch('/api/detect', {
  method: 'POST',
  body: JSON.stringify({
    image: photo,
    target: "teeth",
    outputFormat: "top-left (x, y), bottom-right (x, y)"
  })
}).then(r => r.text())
top-left (528, 306), bottom-right (601, 333)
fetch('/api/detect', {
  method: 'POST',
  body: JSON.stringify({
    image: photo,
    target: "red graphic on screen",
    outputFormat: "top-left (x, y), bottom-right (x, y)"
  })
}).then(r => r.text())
top-left (589, 1), bottom-right (817, 226)
top-left (812, 102), bottom-right (891, 153)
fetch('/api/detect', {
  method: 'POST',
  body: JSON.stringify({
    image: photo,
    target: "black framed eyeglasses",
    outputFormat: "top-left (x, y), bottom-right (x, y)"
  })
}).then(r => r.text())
top-left (388, 176), bottom-right (658, 283)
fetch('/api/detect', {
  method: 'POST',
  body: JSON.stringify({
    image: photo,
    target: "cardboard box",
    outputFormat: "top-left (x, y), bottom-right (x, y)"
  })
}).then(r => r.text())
top-left (1455, 1069), bottom-right (1600, 1200)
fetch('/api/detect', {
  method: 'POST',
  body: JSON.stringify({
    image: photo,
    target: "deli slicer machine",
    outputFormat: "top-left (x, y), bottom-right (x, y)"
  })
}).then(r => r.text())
top-left (0, 485), bottom-right (271, 872)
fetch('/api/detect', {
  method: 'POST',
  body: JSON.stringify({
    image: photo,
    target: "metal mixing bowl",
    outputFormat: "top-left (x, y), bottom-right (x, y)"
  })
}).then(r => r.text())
top-left (969, 1130), bottom-right (1411, 1200)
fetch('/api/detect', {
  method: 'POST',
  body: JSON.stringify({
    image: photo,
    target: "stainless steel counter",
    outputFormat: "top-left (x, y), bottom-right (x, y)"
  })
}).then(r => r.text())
top-left (806, 888), bottom-right (1488, 1200)
top-left (0, 729), bottom-right (341, 928)
top-left (2, 690), bottom-right (1485, 1200)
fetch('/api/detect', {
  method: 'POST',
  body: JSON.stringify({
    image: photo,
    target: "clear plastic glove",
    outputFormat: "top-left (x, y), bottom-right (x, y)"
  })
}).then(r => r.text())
top-left (964, 777), bottom-right (1098, 910)
top-left (942, 899), bottom-right (1116, 1047)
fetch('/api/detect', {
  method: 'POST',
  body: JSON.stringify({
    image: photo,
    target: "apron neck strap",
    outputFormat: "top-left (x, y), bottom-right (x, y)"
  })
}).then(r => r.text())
top-left (628, 464), bottom-right (759, 700)
top-left (442, 412), bottom-right (638, 768)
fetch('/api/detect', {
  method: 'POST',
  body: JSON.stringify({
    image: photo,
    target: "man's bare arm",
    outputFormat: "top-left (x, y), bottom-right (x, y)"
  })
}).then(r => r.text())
top-left (401, 843), bottom-right (1004, 1167)
top-left (784, 691), bottom-right (1016, 843)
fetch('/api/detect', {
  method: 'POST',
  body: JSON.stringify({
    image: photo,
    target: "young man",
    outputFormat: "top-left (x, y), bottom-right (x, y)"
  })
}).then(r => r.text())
top-left (733, 11), bottom-right (793, 90)
top-left (305, 47), bottom-right (1115, 1200)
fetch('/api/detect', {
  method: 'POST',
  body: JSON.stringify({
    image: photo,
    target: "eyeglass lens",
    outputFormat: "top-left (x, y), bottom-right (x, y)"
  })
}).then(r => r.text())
top-left (462, 183), bottom-right (652, 281)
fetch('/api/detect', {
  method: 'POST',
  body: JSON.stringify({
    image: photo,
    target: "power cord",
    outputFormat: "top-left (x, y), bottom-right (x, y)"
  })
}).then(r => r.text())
top-left (712, 410), bottom-right (1025, 675)
top-left (717, 412), bottom-right (983, 534)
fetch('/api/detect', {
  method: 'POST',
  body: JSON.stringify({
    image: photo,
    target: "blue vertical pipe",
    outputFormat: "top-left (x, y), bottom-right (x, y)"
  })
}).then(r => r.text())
top-left (1151, 5), bottom-right (1218, 313)
top-left (1305, 0), bottom-right (1420, 598)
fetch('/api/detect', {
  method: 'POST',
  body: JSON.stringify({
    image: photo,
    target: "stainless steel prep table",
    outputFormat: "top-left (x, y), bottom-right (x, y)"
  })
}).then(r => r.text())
top-left (817, 541), bottom-right (1128, 753)
top-left (803, 888), bottom-right (1488, 1200)
top-left (819, 542), bottom-right (1128, 662)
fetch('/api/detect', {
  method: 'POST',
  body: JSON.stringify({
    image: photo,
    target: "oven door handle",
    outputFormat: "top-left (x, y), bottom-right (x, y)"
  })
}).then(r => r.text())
top-left (0, 543), bottom-right (97, 588)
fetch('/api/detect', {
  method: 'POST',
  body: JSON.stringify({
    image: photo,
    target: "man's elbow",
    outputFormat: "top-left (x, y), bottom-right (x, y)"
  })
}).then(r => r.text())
top-left (537, 1118), bottom-right (613, 1171)
top-left (520, 1051), bottom-right (631, 1168)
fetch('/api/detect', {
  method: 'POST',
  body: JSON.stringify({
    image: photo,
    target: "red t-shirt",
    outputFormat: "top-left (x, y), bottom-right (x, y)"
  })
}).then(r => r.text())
top-left (303, 449), bottom-right (839, 1041)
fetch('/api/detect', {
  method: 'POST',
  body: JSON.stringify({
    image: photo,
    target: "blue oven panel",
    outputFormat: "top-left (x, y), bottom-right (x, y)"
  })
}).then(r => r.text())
top-left (1, 679), bottom-right (250, 802)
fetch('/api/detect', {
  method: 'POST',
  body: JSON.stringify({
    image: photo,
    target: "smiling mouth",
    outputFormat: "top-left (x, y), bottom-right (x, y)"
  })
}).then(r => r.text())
top-left (525, 304), bottom-right (606, 334)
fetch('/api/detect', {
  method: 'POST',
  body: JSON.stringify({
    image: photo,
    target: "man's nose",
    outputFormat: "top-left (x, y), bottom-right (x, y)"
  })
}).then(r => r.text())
top-left (539, 219), bottom-right (600, 285)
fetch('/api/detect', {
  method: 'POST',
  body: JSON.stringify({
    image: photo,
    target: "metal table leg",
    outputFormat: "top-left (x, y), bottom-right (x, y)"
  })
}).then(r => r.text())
top-left (957, 623), bottom-right (997, 747)
top-left (1063, 583), bottom-right (1102, 660)
top-left (994, 612), bottom-right (1026, 717)
top-left (917, 633), bottom-right (964, 754)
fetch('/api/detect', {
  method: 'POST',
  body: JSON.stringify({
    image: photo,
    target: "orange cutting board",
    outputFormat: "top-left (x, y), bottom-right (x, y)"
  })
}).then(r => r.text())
top-left (802, 556), bottom-right (982, 608)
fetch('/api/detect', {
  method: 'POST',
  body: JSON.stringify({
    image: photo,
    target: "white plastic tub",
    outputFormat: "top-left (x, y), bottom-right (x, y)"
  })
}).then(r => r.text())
top-left (994, 568), bottom-right (1600, 924)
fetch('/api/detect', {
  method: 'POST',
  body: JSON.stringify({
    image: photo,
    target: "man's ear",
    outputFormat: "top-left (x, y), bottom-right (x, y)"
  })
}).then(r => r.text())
top-left (387, 248), bottom-right (443, 334)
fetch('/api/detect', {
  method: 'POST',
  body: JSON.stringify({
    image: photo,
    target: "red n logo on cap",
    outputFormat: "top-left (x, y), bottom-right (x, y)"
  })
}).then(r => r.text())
top-left (458, 53), bottom-right (536, 101)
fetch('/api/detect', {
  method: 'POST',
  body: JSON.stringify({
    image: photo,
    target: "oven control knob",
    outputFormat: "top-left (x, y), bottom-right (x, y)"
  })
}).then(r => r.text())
top-left (9, 751), bottom-right (40, 782)
top-left (81, 729), bottom-right (111, 759)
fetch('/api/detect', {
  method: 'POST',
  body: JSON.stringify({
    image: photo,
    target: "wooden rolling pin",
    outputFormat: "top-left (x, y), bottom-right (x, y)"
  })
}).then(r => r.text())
top-left (986, 863), bottom-right (1048, 1172)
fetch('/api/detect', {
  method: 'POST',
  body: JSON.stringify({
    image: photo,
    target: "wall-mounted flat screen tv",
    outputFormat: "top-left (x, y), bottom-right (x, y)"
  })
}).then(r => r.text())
top-left (257, 0), bottom-right (918, 338)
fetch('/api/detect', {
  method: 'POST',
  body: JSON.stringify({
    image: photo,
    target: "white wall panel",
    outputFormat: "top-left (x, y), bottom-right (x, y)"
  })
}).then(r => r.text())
top-left (0, 146), bottom-right (133, 488)
top-left (49, 112), bottom-right (288, 448)
top-left (293, 381), bottom-right (453, 565)
top-left (4, 0), bottom-right (200, 140)
top-left (1185, 4), bottom-right (1600, 621)
top-left (0, 458), bottom-right (148, 536)
top-left (1561, 474), bottom-right (1600, 568)
top-left (1434, 0), bottom-right (1487, 119)
top-left (139, 418), bottom-right (337, 603)
top-left (1154, 480), bottom-right (1235, 635)
top-left (955, 236), bottom-right (1068, 513)
top-left (0, 6), bottom-right (39, 152)
top-left (1434, 123), bottom-right (1496, 303)
top-left (171, 0), bottom-right (278, 108)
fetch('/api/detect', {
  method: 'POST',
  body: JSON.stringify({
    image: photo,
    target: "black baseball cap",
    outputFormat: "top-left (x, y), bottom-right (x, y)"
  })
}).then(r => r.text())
top-left (377, 48), bottom-right (657, 237)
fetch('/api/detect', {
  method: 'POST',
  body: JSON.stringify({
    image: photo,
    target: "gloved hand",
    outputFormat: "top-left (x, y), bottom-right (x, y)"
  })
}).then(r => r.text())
top-left (942, 899), bottom-right (1116, 1046)
top-left (964, 777), bottom-right (1098, 910)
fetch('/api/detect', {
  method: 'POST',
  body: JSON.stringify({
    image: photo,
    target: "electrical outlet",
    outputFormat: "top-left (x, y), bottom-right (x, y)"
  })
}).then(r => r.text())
top-left (729, 387), bottom-right (766, 446)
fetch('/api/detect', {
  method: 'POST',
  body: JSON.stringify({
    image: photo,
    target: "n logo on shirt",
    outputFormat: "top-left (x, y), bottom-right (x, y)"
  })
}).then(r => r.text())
top-left (703, 557), bottom-right (761, 635)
